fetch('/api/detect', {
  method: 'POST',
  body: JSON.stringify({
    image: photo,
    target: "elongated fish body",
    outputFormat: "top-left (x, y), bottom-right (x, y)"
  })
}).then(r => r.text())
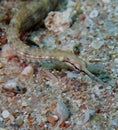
top-left (7, 0), bottom-right (105, 85)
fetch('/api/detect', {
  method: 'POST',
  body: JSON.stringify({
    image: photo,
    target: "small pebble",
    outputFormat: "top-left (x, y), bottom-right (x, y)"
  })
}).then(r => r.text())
top-left (67, 71), bottom-right (79, 78)
top-left (1, 110), bottom-right (10, 119)
top-left (83, 109), bottom-right (95, 124)
top-left (114, 58), bottom-right (118, 67)
top-left (47, 115), bottom-right (59, 126)
top-left (15, 117), bottom-right (24, 127)
top-left (85, 17), bottom-right (94, 25)
top-left (22, 101), bottom-right (28, 107)
top-left (39, 122), bottom-right (45, 128)
top-left (91, 40), bottom-right (104, 49)
top-left (104, 22), bottom-right (117, 36)
top-left (59, 120), bottom-right (71, 129)
top-left (32, 36), bottom-right (40, 43)
top-left (1, 44), bottom-right (16, 59)
top-left (55, 101), bottom-right (69, 122)
top-left (114, 6), bottom-right (118, 16)
top-left (110, 120), bottom-right (118, 127)
top-left (0, 35), bottom-right (7, 45)
top-left (0, 62), bottom-right (4, 69)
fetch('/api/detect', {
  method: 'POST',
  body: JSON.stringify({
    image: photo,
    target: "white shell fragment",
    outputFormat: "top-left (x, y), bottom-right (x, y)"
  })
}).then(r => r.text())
top-left (3, 79), bottom-right (26, 94)
top-left (4, 80), bottom-right (17, 90)
top-left (20, 65), bottom-right (34, 77)
top-left (44, 11), bottom-right (72, 33)
top-left (102, 0), bottom-right (111, 4)
top-left (44, 0), bottom-right (77, 33)
top-left (89, 9), bottom-right (99, 18)
top-left (1, 110), bottom-right (10, 118)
